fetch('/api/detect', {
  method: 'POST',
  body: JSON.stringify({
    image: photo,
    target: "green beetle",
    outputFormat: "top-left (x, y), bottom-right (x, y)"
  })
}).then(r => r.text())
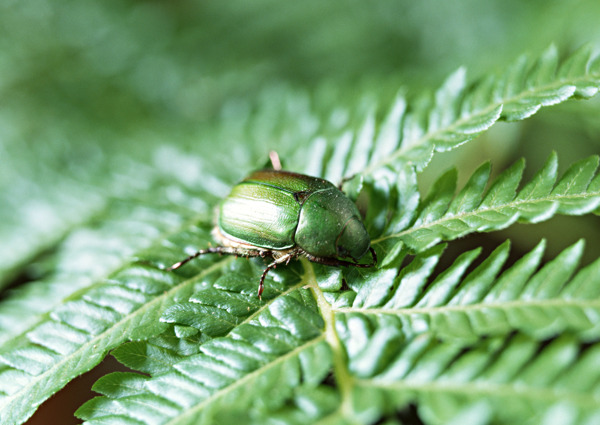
top-left (168, 160), bottom-right (376, 298)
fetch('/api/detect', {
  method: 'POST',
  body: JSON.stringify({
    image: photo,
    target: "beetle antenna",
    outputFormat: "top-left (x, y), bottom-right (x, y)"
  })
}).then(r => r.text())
top-left (269, 151), bottom-right (282, 171)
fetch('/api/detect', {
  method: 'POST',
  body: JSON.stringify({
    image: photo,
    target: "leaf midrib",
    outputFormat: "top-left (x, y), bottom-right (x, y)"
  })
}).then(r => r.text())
top-left (336, 297), bottom-right (600, 316)
top-left (359, 376), bottom-right (600, 409)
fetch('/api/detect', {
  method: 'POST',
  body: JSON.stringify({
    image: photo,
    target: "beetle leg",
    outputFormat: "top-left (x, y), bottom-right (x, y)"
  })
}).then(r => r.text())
top-left (337, 173), bottom-right (357, 191)
top-left (367, 247), bottom-right (377, 266)
top-left (269, 151), bottom-right (282, 171)
top-left (258, 262), bottom-right (275, 299)
top-left (258, 251), bottom-right (298, 299)
top-left (167, 246), bottom-right (255, 271)
top-left (305, 247), bottom-right (377, 268)
top-left (304, 254), bottom-right (360, 268)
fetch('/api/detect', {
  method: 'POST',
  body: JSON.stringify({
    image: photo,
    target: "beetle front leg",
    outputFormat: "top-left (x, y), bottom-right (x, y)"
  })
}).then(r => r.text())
top-left (305, 247), bottom-right (377, 269)
top-left (337, 173), bottom-right (359, 191)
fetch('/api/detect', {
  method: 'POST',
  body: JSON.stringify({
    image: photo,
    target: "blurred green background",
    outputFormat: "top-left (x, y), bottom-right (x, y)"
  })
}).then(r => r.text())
top-left (2, 0), bottom-right (600, 268)
top-left (1, 1), bottom-right (600, 423)
top-left (2, 0), bottom-right (600, 159)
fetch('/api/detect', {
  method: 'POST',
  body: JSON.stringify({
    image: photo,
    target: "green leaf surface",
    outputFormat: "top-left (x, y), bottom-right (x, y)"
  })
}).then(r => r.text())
top-left (76, 292), bottom-right (328, 425)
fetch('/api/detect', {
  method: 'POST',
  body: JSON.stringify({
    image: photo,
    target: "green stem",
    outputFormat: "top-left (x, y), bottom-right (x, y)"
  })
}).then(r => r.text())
top-left (302, 259), bottom-right (356, 418)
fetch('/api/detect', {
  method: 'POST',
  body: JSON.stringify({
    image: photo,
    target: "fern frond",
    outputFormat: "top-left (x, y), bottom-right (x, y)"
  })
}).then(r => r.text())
top-left (344, 332), bottom-right (600, 425)
top-left (0, 171), bottom-right (106, 290)
top-left (375, 152), bottom-right (600, 255)
top-left (337, 237), bottom-right (600, 341)
top-left (298, 45), bottom-right (600, 178)
top-left (77, 318), bottom-right (600, 424)
top-left (62, 153), bottom-right (599, 424)
top-left (0, 161), bottom-right (230, 425)
top-left (0, 186), bottom-right (209, 347)
top-left (1, 41), bottom-right (599, 425)
top-left (75, 290), bottom-right (328, 425)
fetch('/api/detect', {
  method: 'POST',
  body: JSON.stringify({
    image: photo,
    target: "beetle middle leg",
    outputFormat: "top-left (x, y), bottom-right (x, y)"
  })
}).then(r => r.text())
top-left (257, 250), bottom-right (300, 299)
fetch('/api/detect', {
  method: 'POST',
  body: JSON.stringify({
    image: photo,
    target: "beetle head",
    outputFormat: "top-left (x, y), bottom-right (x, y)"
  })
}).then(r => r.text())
top-left (296, 189), bottom-right (371, 260)
top-left (336, 216), bottom-right (370, 261)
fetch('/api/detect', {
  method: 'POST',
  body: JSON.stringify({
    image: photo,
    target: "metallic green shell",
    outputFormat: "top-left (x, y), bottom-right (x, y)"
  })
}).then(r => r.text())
top-left (295, 189), bottom-right (369, 260)
top-left (218, 169), bottom-right (370, 260)
top-left (245, 170), bottom-right (334, 193)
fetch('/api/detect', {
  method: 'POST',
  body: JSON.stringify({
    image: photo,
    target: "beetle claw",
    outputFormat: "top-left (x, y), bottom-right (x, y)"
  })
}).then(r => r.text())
top-left (166, 261), bottom-right (183, 271)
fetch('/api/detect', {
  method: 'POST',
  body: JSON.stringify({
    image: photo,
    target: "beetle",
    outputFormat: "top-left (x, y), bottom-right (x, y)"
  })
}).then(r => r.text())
top-left (167, 154), bottom-right (376, 298)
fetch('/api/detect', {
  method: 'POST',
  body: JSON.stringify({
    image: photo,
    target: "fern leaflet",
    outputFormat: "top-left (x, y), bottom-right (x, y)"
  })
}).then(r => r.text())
top-left (374, 152), bottom-right (600, 256)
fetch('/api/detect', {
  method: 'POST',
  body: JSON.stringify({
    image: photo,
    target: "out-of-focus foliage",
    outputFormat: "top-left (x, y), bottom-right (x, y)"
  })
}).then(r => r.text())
top-left (1, 1), bottom-right (600, 424)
